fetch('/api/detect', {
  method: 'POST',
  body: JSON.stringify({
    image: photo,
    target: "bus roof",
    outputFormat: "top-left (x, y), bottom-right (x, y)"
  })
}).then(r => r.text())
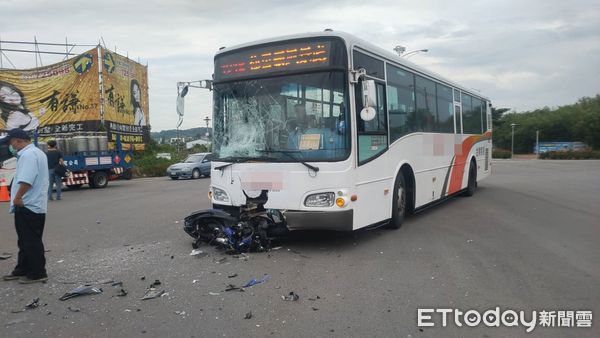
top-left (215, 30), bottom-right (489, 102)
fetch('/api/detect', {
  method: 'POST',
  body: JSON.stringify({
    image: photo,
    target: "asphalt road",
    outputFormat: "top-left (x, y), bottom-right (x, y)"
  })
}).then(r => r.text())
top-left (1, 160), bottom-right (599, 337)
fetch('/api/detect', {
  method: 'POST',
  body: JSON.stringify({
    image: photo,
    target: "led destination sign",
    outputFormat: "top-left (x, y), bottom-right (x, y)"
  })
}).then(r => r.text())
top-left (215, 41), bottom-right (333, 81)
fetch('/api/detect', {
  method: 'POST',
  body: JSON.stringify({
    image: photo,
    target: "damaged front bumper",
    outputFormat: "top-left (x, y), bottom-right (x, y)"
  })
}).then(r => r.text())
top-left (212, 204), bottom-right (354, 231)
top-left (283, 209), bottom-right (353, 231)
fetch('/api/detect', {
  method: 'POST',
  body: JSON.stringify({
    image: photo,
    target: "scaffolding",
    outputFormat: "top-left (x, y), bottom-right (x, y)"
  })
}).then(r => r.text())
top-left (0, 36), bottom-right (143, 69)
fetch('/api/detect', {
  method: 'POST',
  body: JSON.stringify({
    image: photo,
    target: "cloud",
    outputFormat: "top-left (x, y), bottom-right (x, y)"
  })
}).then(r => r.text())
top-left (1, 0), bottom-right (599, 130)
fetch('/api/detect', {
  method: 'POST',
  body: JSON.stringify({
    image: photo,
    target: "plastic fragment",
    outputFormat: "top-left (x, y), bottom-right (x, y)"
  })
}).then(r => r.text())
top-left (190, 249), bottom-right (206, 257)
top-left (244, 311), bottom-right (252, 319)
top-left (282, 292), bottom-right (299, 301)
top-left (0, 252), bottom-right (12, 260)
top-left (209, 292), bottom-right (220, 296)
top-left (150, 279), bottom-right (161, 288)
top-left (243, 275), bottom-right (270, 288)
top-left (116, 289), bottom-right (128, 297)
top-left (11, 297), bottom-right (40, 313)
top-left (227, 273), bottom-right (238, 278)
top-left (224, 284), bottom-right (241, 292)
top-left (59, 286), bottom-right (103, 301)
top-left (141, 289), bottom-right (165, 300)
top-left (68, 307), bottom-right (81, 312)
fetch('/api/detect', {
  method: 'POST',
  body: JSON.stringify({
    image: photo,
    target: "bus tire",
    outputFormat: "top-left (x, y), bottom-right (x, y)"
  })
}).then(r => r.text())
top-left (464, 160), bottom-right (477, 197)
top-left (90, 171), bottom-right (108, 189)
top-left (389, 174), bottom-right (407, 229)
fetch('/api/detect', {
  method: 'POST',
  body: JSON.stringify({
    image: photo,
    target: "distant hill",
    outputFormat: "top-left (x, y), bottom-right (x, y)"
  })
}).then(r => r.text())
top-left (151, 127), bottom-right (212, 141)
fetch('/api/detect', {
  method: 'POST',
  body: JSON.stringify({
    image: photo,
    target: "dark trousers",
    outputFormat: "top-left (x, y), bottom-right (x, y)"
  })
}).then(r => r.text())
top-left (13, 207), bottom-right (47, 279)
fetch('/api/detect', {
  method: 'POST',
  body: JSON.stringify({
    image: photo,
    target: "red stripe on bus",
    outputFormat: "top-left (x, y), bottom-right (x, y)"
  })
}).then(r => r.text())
top-left (447, 131), bottom-right (492, 194)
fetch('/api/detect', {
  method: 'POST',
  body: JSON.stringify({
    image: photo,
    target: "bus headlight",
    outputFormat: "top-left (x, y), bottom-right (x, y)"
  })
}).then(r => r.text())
top-left (304, 192), bottom-right (335, 207)
top-left (212, 187), bottom-right (229, 203)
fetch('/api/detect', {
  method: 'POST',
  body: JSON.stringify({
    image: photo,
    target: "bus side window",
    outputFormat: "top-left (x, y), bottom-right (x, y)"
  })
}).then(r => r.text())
top-left (356, 81), bottom-right (388, 164)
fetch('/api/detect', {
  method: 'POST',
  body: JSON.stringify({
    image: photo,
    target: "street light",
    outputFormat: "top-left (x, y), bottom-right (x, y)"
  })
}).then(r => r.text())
top-left (403, 49), bottom-right (429, 58)
top-left (511, 123), bottom-right (517, 159)
top-left (393, 45), bottom-right (406, 56)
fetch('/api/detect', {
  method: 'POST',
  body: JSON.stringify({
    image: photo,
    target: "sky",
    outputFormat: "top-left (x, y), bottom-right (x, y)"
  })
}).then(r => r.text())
top-left (1, 0), bottom-right (599, 131)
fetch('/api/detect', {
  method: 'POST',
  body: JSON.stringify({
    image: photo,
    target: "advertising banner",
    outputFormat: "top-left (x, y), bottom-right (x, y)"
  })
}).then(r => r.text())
top-left (102, 48), bottom-right (149, 150)
top-left (1, 47), bottom-right (150, 150)
top-left (0, 48), bottom-right (101, 134)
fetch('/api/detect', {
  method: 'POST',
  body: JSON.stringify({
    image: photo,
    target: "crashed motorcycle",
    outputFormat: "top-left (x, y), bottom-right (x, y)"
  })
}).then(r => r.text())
top-left (183, 190), bottom-right (288, 253)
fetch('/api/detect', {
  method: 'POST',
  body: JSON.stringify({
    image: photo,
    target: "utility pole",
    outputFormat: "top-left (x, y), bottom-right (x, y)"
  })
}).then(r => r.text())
top-left (511, 123), bottom-right (516, 159)
top-left (536, 130), bottom-right (539, 159)
top-left (204, 116), bottom-right (211, 138)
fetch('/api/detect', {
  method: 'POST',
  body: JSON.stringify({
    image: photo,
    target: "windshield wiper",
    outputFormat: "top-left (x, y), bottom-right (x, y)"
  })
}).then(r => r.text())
top-left (214, 156), bottom-right (249, 171)
top-left (257, 150), bottom-right (319, 173)
top-left (214, 155), bottom-right (279, 171)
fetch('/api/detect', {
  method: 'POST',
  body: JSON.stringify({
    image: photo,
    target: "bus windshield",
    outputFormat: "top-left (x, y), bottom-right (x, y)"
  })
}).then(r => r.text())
top-left (212, 71), bottom-right (350, 162)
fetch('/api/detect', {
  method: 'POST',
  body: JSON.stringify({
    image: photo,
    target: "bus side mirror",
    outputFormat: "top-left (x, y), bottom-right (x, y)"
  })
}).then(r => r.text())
top-left (360, 79), bottom-right (377, 121)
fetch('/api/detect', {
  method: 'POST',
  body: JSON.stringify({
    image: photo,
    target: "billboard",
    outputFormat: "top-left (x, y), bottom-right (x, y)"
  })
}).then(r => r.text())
top-left (0, 47), bottom-right (149, 150)
top-left (0, 48), bottom-right (100, 134)
top-left (102, 49), bottom-right (150, 150)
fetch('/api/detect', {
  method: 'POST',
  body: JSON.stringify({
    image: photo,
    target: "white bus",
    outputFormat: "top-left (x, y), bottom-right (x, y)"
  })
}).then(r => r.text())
top-left (209, 30), bottom-right (492, 231)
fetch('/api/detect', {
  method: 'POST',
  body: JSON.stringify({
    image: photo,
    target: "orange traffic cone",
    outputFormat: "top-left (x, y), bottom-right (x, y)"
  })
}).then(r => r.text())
top-left (0, 179), bottom-right (10, 202)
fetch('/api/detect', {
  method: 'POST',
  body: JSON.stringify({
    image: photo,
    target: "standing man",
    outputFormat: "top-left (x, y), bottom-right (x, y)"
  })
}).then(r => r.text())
top-left (1, 128), bottom-right (49, 284)
top-left (46, 140), bottom-right (63, 201)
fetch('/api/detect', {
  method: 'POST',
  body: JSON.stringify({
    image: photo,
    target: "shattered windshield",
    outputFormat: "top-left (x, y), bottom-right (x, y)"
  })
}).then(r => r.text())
top-left (213, 71), bottom-right (350, 162)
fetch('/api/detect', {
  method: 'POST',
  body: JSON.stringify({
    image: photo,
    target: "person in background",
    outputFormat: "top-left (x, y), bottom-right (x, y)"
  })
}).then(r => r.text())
top-left (46, 140), bottom-right (63, 201)
top-left (1, 128), bottom-right (49, 284)
top-left (286, 103), bottom-right (309, 148)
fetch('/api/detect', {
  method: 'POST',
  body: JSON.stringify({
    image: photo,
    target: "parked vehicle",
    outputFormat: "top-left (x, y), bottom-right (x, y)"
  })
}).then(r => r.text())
top-left (167, 152), bottom-right (212, 180)
top-left (0, 134), bottom-right (133, 191)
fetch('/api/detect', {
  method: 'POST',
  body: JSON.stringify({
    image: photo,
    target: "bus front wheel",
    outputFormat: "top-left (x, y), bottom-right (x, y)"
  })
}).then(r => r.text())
top-left (464, 161), bottom-right (477, 197)
top-left (389, 174), bottom-right (407, 229)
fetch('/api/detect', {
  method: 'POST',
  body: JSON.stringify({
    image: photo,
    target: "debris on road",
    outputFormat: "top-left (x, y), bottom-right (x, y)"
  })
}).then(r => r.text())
top-left (111, 281), bottom-right (123, 287)
top-left (282, 292), bottom-right (300, 301)
top-left (11, 297), bottom-right (40, 313)
top-left (141, 289), bottom-right (165, 300)
top-left (183, 190), bottom-right (288, 254)
top-left (244, 311), bottom-right (252, 319)
top-left (189, 249), bottom-right (206, 257)
top-left (174, 310), bottom-right (186, 317)
top-left (150, 279), bottom-right (161, 288)
top-left (116, 289), bottom-right (128, 297)
top-left (0, 252), bottom-right (12, 260)
top-left (243, 275), bottom-right (270, 288)
top-left (68, 306), bottom-right (81, 312)
top-left (60, 286), bottom-right (103, 301)
top-left (215, 257), bottom-right (228, 264)
top-left (224, 284), bottom-right (242, 292)
top-left (209, 292), bottom-right (220, 296)
top-left (308, 296), bottom-right (321, 301)
top-left (227, 273), bottom-right (238, 278)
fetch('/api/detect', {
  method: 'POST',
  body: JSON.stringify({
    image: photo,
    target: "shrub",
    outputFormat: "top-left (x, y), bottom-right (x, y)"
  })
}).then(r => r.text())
top-left (492, 149), bottom-right (512, 159)
top-left (539, 150), bottom-right (600, 159)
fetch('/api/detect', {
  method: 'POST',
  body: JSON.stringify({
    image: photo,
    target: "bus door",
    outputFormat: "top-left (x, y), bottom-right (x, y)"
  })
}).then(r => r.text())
top-left (453, 89), bottom-right (463, 158)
